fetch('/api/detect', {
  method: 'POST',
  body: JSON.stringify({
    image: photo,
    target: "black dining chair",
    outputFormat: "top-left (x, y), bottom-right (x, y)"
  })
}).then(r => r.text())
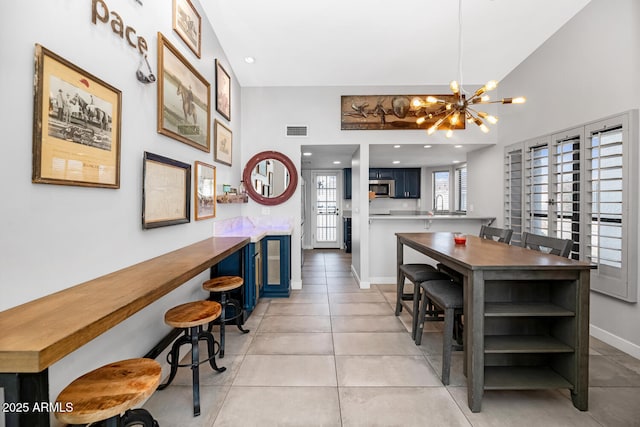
top-left (421, 225), bottom-right (513, 385)
top-left (520, 232), bottom-right (572, 257)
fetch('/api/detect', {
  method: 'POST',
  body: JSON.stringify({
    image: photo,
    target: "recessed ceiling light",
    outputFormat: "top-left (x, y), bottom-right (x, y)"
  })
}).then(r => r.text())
top-left (393, 145), bottom-right (401, 148)
top-left (392, 160), bottom-right (400, 164)
top-left (424, 145), bottom-right (432, 148)
top-left (303, 152), bottom-right (312, 156)
top-left (333, 161), bottom-right (341, 164)
top-left (244, 56), bottom-right (255, 64)
top-left (454, 145), bottom-right (463, 148)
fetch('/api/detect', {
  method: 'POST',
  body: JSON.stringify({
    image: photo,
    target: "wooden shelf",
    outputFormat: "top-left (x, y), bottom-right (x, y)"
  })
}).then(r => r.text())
top-left (484, 366), bottom-right (574, 390)
top-left (485, 335), bottom-right (574, 354)
top-left (485, 302), bottom-right (574, 317)
top-left (216, 194), bottom-right (248, 204)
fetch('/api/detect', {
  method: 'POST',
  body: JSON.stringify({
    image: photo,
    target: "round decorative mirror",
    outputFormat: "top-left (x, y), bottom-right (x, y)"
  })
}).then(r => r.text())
top-left (242, 151), bottom-right (298, 205)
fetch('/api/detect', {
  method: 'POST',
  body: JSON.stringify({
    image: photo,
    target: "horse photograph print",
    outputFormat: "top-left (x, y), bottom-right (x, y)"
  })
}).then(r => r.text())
top-left (33, 44), bottom-right (121, 188)
top-left (157, 32), bottom-right (210, 152)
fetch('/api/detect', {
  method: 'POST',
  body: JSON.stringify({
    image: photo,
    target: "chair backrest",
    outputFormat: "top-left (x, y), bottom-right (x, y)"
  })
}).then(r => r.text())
top-left (521, 232), bottom-right (572, 258)
top-left (479, 225), bottom-right (513, 244)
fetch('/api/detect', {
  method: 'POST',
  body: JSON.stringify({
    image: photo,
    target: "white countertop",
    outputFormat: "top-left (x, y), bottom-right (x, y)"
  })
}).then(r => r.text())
top-left (213, 216), bottom-right (293, 242)
top-left (369, 213), bottom-right (495, 221)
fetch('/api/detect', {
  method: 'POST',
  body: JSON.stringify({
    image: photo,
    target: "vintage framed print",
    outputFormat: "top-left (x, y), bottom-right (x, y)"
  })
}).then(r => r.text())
top-left (142, 151), bottom-right (191, 229)
top-left (341, 94), bottom-right (464, 130)
top-left (215, 59), bottom-right (231, 121)
top-left (214, 119), bottom-right (232, 166)
top-left (32, 44), bottom-right (122, 188)
top-left (194, 161), bottom-right (215, 220)
top-left (173, 0), bottom-right (201, 58)
top-left (157, 32), bottom-right (210, 152)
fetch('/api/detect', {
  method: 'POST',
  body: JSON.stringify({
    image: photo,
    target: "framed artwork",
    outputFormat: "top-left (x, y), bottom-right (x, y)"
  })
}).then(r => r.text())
top-left (157, 32), bottom-right (210, 152)
top-left (215, 59), bottom-right (231, 121)
top-left (214, 119), bottom-right (232, 166)
top-left (173, 0), bottom-right (201, 58)
top-left (32, 44), bottom-right (122, 188)
top-left (194, 161), bottom-right (215, 220)
top-left (341, 94), bottom-right (464, 130)
top-left (142, 151), bottom-right (191, 229)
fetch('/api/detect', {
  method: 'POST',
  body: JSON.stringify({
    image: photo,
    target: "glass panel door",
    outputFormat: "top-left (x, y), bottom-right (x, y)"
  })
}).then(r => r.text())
top-left (312, 172), bottom-right (340, 248)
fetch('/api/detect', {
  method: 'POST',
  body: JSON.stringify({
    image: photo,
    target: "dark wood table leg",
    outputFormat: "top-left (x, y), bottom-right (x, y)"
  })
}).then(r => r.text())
top-left (1, 370), bottom-right (50, 427)
top-left (467, 270), bottom-right (484, 413)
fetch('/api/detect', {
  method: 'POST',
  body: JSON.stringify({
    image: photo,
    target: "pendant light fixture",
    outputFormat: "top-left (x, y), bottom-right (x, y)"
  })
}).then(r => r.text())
top-left (412, 0), bottom-right (526, 136)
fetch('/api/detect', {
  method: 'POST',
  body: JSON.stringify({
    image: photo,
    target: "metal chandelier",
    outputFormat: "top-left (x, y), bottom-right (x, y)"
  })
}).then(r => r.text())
top-left (411, 0), bottom-right (526, 137)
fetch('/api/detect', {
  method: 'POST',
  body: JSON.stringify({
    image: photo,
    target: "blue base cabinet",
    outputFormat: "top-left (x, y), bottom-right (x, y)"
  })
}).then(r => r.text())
top-left (211, 242), bottom-right (260, 322)
top-left (261, 235), bottom-right (291, 298)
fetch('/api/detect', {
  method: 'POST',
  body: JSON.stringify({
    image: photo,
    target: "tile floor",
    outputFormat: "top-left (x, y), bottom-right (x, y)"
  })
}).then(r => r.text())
top-left (143, 249), bottom-right (640, 426)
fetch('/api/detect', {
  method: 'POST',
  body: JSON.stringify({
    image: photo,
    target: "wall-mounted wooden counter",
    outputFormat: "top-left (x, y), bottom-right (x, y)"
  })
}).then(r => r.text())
top-left (0, 236), bottom-right (249, 373)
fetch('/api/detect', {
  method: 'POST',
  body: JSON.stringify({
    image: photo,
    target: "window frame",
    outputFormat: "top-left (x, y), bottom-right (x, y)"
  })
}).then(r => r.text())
top-left (504, 110), bottom-right (638, 302)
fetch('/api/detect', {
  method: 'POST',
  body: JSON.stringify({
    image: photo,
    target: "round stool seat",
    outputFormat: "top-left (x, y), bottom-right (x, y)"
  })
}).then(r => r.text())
top-left (203, 275), bottom-right (243, 292)
top-left (165, 300), bottom-right (222, 328)
top-left (55, 358), bottom-right (161, 425)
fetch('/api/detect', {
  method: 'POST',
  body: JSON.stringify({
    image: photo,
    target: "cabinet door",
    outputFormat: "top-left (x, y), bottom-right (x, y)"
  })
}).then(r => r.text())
top-left (392, 168), bottom-right (421, 198)
top-left (344, 168), bottom-right (352, 199)
top-left (377, 168), bottom-right (394, 180)
top-left (261, 236), bottom-right (291, 297)
top-left (392, 169), bottom-right (407, 198)
top-left (404, 168), bottom-right (421, 198)
top-left (369, 168), bottom-right (394, 180)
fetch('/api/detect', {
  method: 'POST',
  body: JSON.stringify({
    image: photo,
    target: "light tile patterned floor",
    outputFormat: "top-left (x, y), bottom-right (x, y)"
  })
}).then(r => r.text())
top-left (143, 249), bottom-right (640, 426)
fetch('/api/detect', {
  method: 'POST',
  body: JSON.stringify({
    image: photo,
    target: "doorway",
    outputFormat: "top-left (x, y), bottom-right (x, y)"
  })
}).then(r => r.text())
top-left (312, 171), bottom-right (341, 248)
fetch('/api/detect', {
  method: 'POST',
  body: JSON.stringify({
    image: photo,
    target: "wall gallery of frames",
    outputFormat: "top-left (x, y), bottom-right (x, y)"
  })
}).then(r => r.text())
top-left (33, 0), bottom-right (235, 228)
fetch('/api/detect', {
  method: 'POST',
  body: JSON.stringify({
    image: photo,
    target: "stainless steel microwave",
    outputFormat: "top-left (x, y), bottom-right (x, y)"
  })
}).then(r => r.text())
top-left (369, 180), bottom-right (395, 198)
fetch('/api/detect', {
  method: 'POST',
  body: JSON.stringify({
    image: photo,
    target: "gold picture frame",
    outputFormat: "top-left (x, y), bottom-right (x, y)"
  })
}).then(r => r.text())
top-left (142, 152), bottom-right (191, 229)
top-left (173, 0), bottom-right (201, 58)
top-left (32, 44), bottom-right (122, 188)
top-left (215, 59), bottom-right (231, 121)
top-left (194, 161), bottom-right (215, 220)
top-left (214, 119), bottom-right (232, 166)
top-left (157, 32), bottom-right (210, 152)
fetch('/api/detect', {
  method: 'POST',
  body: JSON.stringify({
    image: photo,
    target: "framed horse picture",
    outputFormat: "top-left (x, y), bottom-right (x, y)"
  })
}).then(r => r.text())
top-left (215, 59), bottom-right (231, 121)
top-left (32, 44), bottom-right (122, 188)
top-left (157, 32), bottom-right (210, 152)
top-left (173, 0), bottom-right (201, 58)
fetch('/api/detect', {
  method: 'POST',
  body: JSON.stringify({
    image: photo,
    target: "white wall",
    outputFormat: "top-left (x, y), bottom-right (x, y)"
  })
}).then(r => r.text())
top-left (241, 85), bottom-right (496, 288)
top-left (494, 0), bottom-right (640, 355)
top-left (0, 0), bottom-right (243, 420)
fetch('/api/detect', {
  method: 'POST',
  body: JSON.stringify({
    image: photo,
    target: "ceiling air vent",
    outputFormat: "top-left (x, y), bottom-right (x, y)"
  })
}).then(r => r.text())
top-left (285, 125), bottom-right (308, 137)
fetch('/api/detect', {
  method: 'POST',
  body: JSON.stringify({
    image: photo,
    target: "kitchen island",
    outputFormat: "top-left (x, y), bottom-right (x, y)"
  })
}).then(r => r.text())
top-left (368, 211), bottom-right (496, 283)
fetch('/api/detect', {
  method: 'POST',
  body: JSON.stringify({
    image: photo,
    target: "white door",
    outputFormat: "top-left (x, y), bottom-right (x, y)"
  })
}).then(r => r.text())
top-left (312, 172), bottom-right (341, 248)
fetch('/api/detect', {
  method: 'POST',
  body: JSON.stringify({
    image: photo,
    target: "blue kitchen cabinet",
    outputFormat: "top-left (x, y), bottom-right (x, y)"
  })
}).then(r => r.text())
top-left (260, 235), bottom-right (291, 298)
top-left (212, 241), bottom-right (260, 322)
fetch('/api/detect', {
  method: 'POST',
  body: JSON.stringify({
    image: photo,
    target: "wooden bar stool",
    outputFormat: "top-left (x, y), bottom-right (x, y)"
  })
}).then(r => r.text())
top-left (55, 358), bottom-right (161, 427)
top-left (203, 275), bottom-right (250, 358)
top-left (158, 300), bottom-right (226, 416)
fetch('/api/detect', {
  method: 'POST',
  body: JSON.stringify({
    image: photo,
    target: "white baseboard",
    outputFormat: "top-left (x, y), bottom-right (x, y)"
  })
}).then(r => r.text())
top-left (350, 265), bottom-right (370, 289)
top-left (590, 324), bottom-right (640, 359)
top-left (291, 279), bottom-right (302, 290)
top-left (369, 276), bottom-right (396, 285)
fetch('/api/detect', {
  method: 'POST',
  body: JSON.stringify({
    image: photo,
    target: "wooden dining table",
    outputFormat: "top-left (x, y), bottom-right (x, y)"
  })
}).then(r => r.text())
top-left (396, 232), bottom-right (596, 413)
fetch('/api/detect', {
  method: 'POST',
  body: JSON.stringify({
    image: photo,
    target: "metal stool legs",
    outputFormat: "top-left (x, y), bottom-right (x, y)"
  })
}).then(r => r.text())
top-left (159, 326), bottom-right (226, 416)
top-left (208, 291), bottom-right (250, 358)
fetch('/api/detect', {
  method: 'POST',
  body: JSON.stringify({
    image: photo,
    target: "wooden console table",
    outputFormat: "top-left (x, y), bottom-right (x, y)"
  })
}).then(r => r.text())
top-left (0, 236), bottom-right (249, 427)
